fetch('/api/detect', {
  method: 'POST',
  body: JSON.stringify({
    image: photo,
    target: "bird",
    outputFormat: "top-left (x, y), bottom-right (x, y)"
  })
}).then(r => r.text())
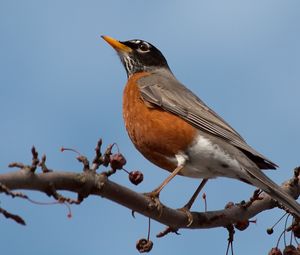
top-left (102, 35), bottom-right (300, 217)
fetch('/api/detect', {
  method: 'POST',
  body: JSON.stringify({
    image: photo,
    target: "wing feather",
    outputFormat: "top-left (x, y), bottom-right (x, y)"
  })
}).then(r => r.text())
top-left (138, 70), bottom-right (277, 169)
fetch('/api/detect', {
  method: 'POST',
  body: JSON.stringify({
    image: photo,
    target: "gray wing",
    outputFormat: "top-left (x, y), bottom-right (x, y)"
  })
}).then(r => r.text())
top-left (137, 70), bottom-right (277, 169)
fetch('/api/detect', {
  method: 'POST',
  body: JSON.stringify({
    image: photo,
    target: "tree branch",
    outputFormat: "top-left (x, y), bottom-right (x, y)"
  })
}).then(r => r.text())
top-left (1, 167), bottom-right (300, 230)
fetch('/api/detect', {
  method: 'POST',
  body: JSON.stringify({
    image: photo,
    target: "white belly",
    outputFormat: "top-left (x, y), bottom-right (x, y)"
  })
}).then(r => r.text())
top-left (173, 135), bottom-right (244, 179)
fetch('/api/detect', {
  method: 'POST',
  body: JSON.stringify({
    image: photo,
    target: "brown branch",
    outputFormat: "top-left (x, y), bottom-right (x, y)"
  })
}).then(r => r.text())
top-left (1, 167), bottom-right (300, 230)
top-left (0, 207), bottom-right (26, 225)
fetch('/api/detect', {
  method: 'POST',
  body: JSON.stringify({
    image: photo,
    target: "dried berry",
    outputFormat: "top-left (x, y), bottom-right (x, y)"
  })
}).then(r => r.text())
top-left (110, 153), bottom-right (126, 170)
top-left (283, 245), bottom-right (297, 255)
top-left (136, 238), bottom-right (153, 253)
top-left (234, 220), bottom-right (249, 231)
top-left (268, 247), bottom-right (282, 255)
top-left (292, 220), bottom-right (300, 238)
top-left (293, 225), bottom-right (300, 238)
top-left (129, 171), bottom-right (144, 185)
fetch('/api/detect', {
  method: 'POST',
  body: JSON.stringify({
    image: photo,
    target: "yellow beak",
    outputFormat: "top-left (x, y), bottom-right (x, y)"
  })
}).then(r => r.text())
top-left (101, 35), bottom-right (132, 53)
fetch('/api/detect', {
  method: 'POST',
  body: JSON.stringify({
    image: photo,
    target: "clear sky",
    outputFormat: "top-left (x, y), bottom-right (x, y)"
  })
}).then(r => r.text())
top-left (1, 1), bottom-right (300, 254)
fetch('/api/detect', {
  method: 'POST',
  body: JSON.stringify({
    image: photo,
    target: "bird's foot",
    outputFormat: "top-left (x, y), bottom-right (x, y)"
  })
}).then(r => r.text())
top-left (178, 206), bottom-right (194, 227)
top-left (144, 189), bottom-right (163, 217)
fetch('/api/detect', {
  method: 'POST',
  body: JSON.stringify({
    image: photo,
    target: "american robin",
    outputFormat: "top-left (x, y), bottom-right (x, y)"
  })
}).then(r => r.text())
top-left (102, 35), bottom-right (300, 217)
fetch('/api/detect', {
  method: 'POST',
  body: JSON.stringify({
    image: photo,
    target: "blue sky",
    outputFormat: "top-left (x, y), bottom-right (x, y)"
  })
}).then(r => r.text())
top-left (1, 1), bottom-right (300, 254)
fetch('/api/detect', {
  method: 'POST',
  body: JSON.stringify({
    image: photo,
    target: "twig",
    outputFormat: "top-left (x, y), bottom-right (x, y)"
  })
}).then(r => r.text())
top-left (0, 207), bottom-right (26, 225)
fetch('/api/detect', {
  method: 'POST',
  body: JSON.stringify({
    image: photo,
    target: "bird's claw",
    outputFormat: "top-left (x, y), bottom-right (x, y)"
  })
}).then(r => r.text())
top-left (178, 207), bottom-right (194, 227)
top-left (144, 190), bottom-right (163, 217)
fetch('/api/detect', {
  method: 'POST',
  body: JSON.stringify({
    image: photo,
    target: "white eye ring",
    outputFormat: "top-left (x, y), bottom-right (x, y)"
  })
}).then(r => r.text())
top-left (137, 42), bottom-right (150, 53)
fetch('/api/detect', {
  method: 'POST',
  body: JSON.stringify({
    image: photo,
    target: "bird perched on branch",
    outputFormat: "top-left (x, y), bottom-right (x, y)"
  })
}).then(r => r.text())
top-left (102, 35), bottom-right (300, 217)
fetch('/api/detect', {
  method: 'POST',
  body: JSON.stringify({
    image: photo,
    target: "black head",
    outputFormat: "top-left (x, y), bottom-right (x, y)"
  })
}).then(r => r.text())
top-left (102, 36), bottom-right (170, 77)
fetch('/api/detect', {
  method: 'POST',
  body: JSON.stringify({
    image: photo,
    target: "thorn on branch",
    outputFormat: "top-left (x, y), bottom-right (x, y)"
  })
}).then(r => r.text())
top-left (202, 193), bottom-right (207, 212)
top-left (102, 144), bottom-right (113, 167)
top-left (76, 155), bottom-right (90, 171)
top-left (8, 162), bottom-right (25, 169)
top-left (30, 146), bottom-right (39, 172)
top-left (0, 207), bottom-right (26, 225)
top-left (92, 138), bottom-right (103, 171)
top-left (156, 226), bottom-right (180, 238)
top-left (38, 154), bottom-right (52, 173)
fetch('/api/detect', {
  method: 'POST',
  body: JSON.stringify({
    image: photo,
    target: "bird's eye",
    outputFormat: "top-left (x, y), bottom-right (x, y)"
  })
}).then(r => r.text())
top-left (138, 42), bottom-right (150, 52)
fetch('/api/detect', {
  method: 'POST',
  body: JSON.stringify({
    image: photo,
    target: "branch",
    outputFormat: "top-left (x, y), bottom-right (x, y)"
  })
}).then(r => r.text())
top-left (1, 166), bottom-right (300, 230)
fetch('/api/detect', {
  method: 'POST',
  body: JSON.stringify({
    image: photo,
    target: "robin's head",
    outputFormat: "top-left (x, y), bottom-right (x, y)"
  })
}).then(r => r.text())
top-left (102, 35), bottom-right (170, 77)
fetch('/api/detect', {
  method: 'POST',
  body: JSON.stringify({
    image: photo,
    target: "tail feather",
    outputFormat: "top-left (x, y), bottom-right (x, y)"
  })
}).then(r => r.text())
top-left (244, 167), bottom-right (300, 218)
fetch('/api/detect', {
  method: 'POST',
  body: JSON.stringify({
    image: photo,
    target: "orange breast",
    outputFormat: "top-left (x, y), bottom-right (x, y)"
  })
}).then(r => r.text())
top-left (123, 72), bottom-right (197, 172)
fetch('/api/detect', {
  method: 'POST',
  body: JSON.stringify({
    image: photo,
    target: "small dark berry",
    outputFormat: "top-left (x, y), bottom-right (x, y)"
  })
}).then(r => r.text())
top-left (110, 153), bottom-right (126, 170)
top-left (129, 171), bottom-right (144, 185)
top-left (292, 219), bottom-right (300, 238)
top-left (268, 247), bottom-right (282, 255)
top-left (292, 225), bottom-right (300, 238)
top-left (267, 228), bottom-right (274, 235)
top-left (283, 245), bottom-right (296, 255)
top-left (234, 220), bottom-right (249, 231)
top-left (136, 238), bottom-right (153, 253)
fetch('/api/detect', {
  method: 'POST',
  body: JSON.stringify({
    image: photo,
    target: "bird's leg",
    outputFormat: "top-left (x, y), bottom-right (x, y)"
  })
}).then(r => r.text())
top-left (144, 164), bottom-right (185, 216)
top-left (179, 178), bottom-right (208, 227)
top-left (148, 165), bottom-right (185, 198)
top-left (183, 178), bottom-right (208, 210)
